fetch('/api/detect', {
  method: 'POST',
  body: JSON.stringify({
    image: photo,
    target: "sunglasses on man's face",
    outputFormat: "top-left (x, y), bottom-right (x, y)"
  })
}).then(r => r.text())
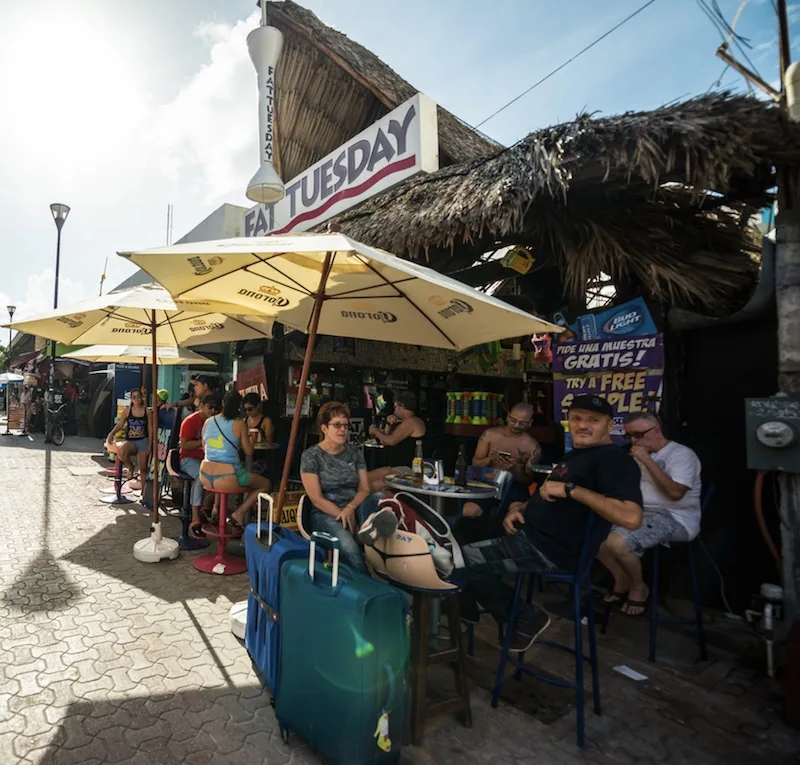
top-left (625, 426), bottom-right (656, 440)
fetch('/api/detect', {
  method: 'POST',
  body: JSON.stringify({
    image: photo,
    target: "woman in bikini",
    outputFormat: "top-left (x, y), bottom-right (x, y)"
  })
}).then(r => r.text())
top-left (105, 388), bottom-right (151, 483)
top-left (200, 390), bottom-right (272, 529)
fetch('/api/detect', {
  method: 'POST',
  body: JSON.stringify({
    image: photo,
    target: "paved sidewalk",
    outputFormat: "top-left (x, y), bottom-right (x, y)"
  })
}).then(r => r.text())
top-left (0, 432), bottom-right (798, 764)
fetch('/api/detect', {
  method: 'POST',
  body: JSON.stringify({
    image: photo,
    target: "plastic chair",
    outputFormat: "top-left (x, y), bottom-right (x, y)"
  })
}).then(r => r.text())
top-left (490, 514), bottom-right (604, 749)
top-left (296, 495), bottom-right (312, 541)
top-left (165, 449), bottom-right (209, 551)
top-left (455, 466), bottom-right (515, 519)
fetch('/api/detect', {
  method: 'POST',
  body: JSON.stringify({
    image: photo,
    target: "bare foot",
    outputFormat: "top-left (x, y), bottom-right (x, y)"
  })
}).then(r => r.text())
top-left (622, 583), bottom-right (650, 616)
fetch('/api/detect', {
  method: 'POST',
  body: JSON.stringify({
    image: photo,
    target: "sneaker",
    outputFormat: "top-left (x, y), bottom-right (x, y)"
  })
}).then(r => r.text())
top-left (506, 611), bottom-right (551, 653)
top-left (357, 508), bottom-right (398, 546)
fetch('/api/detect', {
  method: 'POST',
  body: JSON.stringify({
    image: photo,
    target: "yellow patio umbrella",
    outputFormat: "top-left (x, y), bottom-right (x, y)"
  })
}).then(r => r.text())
top-left (120, 233), bottom-right (563, 517)
top-left (4, 284), bottom-right (274, 563)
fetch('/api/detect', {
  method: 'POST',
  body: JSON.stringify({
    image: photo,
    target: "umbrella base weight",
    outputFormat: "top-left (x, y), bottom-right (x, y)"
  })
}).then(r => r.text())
top-left (134, 524), bottom-right (180, 563)
top-left (192, 553), bottom-right (247, 576)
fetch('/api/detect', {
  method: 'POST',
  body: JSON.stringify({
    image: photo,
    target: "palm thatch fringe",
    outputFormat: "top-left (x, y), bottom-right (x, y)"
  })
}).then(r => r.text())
top-left (319, 93), bottom-right (796, 313)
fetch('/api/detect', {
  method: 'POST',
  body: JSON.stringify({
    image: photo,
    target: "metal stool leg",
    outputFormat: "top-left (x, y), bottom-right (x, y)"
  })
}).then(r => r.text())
top-left (585, 586), bottom-right (602, 716)
top-left (649, 546), bottom-right (660, 662)
top-left (688, 544), bottom-right (708, 661)
top-left (491, 574), bottom-right (524, 709)
top-left (172, 478), bottom-right (209, 551)
top-left (573, 582), bottom-right (585, 749)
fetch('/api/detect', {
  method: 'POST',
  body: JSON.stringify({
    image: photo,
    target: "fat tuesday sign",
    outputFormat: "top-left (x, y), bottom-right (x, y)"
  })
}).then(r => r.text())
top-left (243, 93), bottom-right (439, 237)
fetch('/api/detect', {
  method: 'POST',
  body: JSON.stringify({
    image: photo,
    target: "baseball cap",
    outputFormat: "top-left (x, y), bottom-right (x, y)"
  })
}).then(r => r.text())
top-left (157, 389), bottom-right (169, 403)
top-left (569, 394), bottom-right (613, 418)
top-left (192, 375), bottom-right (215, 388)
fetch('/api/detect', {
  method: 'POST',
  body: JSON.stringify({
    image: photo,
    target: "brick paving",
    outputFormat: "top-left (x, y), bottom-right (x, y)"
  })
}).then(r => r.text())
top-left (0, 430), bottom-right (799, 764)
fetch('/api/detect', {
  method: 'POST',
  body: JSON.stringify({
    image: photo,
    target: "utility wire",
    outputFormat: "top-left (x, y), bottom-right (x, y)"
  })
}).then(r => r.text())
top-left (696, 0), bottom-right (763, 79)
top-left (474, 0), bottom-right (659, 129)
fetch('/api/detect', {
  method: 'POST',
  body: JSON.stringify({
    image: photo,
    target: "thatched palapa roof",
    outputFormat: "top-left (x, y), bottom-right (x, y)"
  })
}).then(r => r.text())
top-left (319, 94), bottom-right (800, 314)
top-left (267, 0), bottom-right (497, 180)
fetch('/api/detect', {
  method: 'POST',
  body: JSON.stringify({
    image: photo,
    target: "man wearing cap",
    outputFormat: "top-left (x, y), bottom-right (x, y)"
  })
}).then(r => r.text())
top-left (597, 412), bottom-right (702, 616)
top-left (454, 394), bottom-right (642, 653)
top-left (166, 375), bottom-right (216, 411)
top-left (366, 391), bottom-right (426, 491)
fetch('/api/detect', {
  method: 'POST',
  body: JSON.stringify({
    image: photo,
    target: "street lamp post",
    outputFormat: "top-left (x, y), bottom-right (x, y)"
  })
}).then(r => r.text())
top-left (6, 305), bottom-right (15, 371)
top-left (46, 203), bottom-right (70, 442)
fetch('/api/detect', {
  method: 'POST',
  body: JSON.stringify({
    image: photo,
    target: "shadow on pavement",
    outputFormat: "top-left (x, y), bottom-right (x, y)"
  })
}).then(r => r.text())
top-left (1, 447), bottom-right (83, 612)
top-left (23, 685), bottom-right (305, 765)
top-left (61, 511), bottom-right (248, 605)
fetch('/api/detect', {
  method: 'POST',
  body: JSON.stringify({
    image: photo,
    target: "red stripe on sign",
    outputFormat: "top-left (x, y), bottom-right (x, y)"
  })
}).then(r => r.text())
top-left (273, 154), bottom-right (418, 235)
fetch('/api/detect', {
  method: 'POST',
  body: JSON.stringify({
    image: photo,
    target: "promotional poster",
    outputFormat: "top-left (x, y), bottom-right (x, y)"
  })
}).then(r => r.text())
top-left (553, 299), bottom-right (663, 442)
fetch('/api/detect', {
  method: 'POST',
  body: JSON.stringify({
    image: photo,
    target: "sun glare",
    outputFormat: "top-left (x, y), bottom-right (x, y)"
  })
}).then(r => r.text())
top-left (1, 7), bottom-right (148, 173)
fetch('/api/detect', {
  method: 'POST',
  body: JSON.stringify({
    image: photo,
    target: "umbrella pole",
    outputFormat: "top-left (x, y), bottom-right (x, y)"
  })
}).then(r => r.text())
top-left (132, 311), bottom-right (179, 562)
top-left (150, 314), bottom-right (159, 525)
top-left (275, 252), bottom-right (333, 516)
top-left (141, 358), bottom-right (146, 392)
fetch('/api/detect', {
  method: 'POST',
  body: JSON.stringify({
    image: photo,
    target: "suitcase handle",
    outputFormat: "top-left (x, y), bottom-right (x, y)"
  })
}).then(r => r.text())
top-left (257, 492), bottom-right (275, 546)
top-left (309, 532), bottom-right (341, 587)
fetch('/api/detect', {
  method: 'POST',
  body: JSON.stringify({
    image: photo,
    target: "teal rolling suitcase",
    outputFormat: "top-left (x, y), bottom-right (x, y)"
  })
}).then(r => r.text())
top-left (275, 532), bottom-right (409, 764)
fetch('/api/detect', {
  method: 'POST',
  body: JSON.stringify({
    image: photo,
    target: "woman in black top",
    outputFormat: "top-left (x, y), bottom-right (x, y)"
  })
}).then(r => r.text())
top-left (106, 389), bottom-right (152, 482)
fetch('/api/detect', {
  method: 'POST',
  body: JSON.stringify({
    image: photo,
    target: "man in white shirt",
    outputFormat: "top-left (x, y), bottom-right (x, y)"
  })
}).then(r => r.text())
top-left (597, 412), bottom-right (702, 616)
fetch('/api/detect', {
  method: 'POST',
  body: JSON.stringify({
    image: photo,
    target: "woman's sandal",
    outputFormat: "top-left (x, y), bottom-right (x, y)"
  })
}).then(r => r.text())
top-left (603, 590), bottom-right (628, 605)
top-left (189, 522), bottom-right (206, 539)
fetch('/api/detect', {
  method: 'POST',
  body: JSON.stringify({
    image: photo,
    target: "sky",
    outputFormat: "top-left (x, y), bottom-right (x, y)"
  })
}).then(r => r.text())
top-left (0, 0), bottom-right (795, 337)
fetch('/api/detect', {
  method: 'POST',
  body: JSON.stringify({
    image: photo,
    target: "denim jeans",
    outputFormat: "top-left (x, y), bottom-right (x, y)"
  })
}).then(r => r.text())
top-left (450, 529), bottom-right (559, 625)
top-left (308, 492), bottom-right (383, 574)
top-left (179, 457), bottom-right (204, 508)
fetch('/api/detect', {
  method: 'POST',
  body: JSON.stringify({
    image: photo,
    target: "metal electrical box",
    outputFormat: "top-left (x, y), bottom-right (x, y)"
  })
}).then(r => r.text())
top-left (745, 397), bottom-right (800, 473)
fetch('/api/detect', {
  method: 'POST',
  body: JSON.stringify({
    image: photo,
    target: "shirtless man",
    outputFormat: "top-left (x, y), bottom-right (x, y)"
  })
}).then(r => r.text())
top-left (366, 391), bottom-right (426, 492)
top-left (462, 402), bottom-right (541, 517)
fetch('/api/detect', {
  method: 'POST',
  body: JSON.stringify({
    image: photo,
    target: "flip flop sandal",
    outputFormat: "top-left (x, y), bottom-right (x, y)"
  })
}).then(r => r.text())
top-left (190, 522), bottom-right (206, 539)
top-left (622, 599), bottom-right (649, 616)
top-left (603, 591), bottom-right (628, 605)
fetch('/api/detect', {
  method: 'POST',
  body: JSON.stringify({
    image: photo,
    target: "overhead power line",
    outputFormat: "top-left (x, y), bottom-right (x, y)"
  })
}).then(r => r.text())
top-left (475, 0), bottom-right (659, 129)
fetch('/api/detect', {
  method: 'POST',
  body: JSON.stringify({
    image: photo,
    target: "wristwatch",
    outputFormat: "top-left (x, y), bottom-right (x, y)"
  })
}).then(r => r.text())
top-left (564, 482), bottom-right (576, 498)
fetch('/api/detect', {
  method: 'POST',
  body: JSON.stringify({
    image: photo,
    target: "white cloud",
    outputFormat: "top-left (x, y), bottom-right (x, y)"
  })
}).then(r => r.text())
top-left (0, 268), bottom-right (86, 346)
top-left (149, 10), bottom-right (261, 203)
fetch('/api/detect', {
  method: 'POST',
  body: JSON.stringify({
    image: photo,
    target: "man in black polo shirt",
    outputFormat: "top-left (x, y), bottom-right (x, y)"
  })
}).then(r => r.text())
top-left (455, 395), bottom-right (643, 652)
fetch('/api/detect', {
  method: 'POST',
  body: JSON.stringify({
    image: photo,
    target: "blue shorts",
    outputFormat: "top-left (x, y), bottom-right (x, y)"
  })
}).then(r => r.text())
top-left (127, 438), bottom-right (149, 452)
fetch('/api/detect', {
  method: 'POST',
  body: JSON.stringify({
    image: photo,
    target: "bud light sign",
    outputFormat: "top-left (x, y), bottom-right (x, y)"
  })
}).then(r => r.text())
top-left (571, 298), bottom-right (657, 342)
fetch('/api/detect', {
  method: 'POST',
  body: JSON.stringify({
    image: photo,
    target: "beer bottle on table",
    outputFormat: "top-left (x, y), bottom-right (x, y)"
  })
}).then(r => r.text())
top-left (454, 445), bottom-right (467, 487)
top-left (412, 440), bottom-right (424, 486)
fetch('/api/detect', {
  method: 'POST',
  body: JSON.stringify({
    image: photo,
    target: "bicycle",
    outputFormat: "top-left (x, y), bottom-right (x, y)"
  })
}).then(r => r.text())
top-left (46, 403), bottom-right (69, 447)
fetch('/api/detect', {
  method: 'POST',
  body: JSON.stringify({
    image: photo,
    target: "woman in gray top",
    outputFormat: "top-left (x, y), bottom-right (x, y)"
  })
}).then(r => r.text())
top-left (300, 401), bottom-right (379, 572)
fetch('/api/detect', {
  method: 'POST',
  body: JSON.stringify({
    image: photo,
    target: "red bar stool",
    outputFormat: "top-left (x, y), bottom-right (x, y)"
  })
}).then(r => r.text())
top-left (192, 487), bottom-right (247, 575)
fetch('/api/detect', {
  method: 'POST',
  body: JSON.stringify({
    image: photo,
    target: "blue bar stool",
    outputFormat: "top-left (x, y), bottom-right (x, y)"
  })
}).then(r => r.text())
top-left (490, 515), bottom-right (603, 749)
top-left (648, 484), bottom-right (714, 662)
top-left (601, 484), bottom-right (714, 663)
